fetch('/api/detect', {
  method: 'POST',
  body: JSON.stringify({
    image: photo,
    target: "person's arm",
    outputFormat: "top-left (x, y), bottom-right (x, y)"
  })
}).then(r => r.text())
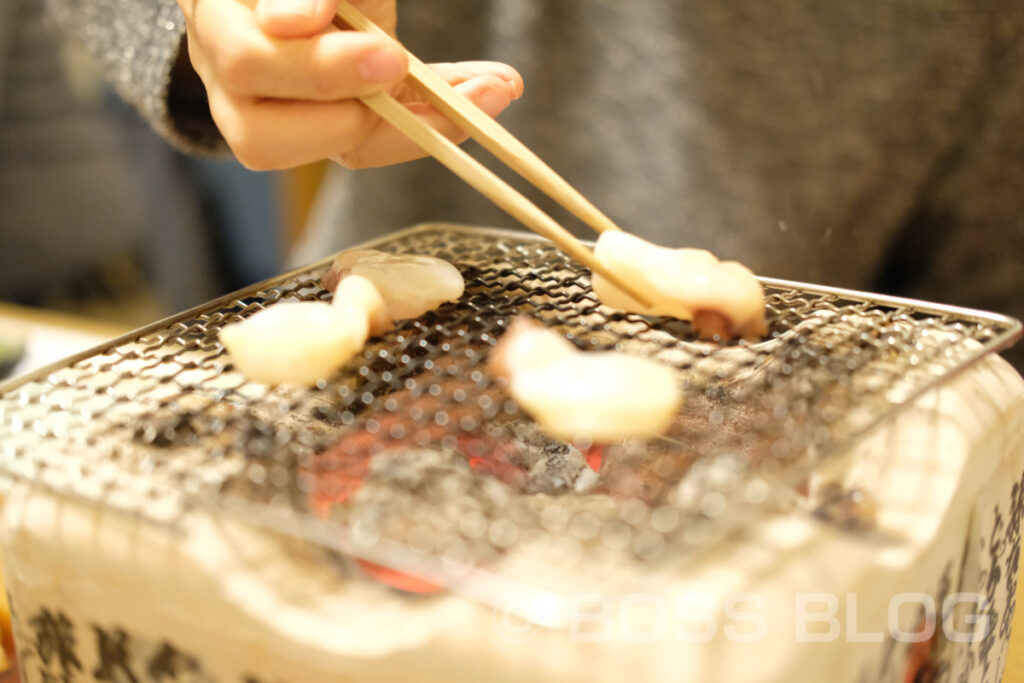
top-left (44, 0), bottom-right (225, 153)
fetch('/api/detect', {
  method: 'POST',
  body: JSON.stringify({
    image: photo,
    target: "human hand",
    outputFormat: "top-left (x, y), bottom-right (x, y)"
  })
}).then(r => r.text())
top-left (175, 0), bottom-right (523, 169)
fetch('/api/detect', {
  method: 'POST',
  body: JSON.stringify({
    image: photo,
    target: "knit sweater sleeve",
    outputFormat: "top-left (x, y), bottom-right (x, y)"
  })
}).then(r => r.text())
top-left (43, 0), bottom-right (225, 154)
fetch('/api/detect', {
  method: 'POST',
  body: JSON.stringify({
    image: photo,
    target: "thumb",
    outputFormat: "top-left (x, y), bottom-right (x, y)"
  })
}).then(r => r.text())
top-left (256, 0), bottom-right (339, 39)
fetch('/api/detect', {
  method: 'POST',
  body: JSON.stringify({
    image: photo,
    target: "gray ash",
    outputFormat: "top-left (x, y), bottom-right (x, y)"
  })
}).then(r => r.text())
top-left (502, 421), bottom-right (599, 495)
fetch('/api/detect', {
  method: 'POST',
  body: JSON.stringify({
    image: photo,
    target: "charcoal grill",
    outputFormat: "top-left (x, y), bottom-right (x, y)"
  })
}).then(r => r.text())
top-left (0, 223), bottom-right (1020, 624)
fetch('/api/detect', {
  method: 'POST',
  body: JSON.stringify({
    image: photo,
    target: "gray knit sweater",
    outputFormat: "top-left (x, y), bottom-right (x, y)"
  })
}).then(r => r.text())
top-left (43, 0), bottom-right (219, 152)
top-left (45, 0), bottom-right (1024, 367)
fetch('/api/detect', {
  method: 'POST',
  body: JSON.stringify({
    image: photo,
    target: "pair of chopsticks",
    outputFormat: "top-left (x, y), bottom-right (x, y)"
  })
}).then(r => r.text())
top-left (332, 3), bottom-right (652, 307)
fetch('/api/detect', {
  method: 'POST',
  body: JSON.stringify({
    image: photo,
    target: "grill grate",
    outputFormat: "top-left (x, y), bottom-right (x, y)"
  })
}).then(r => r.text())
top-left (0, 224), bottom-right (1020, 601)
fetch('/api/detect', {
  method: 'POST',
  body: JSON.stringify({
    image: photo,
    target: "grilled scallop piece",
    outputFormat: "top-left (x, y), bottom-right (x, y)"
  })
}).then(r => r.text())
top-left (489, 318), bottom-right (682, 443)
top-left (322, 249), bottom-right (465, 323)
top-left (591, 231), bottom-right (767, 339)
top-left (331, 271), bottom-right (391, 337)
top-left (220, 276), bottom-right (385, 386)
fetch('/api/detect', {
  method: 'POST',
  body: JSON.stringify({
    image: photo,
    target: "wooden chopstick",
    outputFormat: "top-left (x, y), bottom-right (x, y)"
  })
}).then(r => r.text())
top-left (355, 91), bottom-right (650, 305)
top-left (333, 4), bottom-right (622, 236)
top-left (331, 7), bottom-right (652, 306)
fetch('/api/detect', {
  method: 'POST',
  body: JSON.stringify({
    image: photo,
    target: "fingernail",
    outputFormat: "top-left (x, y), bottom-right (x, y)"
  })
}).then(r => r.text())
top-left (359, 46), bottom-right (406, 82)
top-left (504, 79), bottom-right (522, 98)
top-left (264, 0), bottom-right (319, 19)
top-left (479, 87), bottom-right (511, 115)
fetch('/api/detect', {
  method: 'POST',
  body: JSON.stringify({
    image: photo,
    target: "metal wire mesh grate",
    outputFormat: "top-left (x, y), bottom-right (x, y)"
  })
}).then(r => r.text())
top-left (0, 224), bottom-right (1020, 601)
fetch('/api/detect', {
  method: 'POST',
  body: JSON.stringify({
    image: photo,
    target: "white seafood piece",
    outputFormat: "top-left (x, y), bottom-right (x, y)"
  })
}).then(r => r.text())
top-left (220, 300), bottom-right (370, 386)
top-left (591, 231), bottom-right (767, 339)
top-left (332, 273), bottom-right (392, 337)
top-left (488, 317), bottom-right (577, 372)
top-left (322, 250), bottom-right (465, 322)
top-left (490, 319), bottom-right (682, 443)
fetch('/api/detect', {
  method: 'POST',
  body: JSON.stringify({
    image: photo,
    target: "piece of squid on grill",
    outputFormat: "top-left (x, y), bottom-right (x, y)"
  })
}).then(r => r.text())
top-left (489, 318), bottom-right (682, 443)
top-left (591, 231), bottom-right (767, 340)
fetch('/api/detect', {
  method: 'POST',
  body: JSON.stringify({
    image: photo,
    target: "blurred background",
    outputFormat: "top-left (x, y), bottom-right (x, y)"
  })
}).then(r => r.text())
top-left (0, 2), bottom-right (327, 378)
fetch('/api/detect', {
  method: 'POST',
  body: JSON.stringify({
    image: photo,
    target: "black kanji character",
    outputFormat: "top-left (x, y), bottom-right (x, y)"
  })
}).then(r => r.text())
top-left (29, 609), bottom-right (81, 676)
top-left (93, 626), bottom-right (139, 683)
top-left (148, 641), bottom-right (200, 681)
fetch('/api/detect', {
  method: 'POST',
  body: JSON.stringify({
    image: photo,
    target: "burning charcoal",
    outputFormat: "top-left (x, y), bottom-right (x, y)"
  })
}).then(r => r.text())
top-left (348, 449), bottom-right (520, 551)
top-left (313, 448), bottom-right (537, 593)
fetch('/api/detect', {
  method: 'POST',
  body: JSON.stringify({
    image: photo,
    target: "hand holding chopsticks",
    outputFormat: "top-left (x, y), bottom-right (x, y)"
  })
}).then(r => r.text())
top-left (332, 3), bottom-right (652, 307)
top-left (175, 0), bottom-right (646, 302)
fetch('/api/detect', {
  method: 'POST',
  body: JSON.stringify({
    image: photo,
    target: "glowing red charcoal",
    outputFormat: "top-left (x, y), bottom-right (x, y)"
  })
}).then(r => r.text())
top-left (354, 560), bottom-right (444, 595)
top-left (583, 444), bottom-right (605, 473)
top-left (305, 415), bottom-right (531, 595)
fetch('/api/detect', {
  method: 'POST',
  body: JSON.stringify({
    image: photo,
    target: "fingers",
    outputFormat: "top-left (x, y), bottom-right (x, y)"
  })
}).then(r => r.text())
top-left (184, 0), bottom-right (407, 168)
top-left (215, 64), bottom-right (523, 170)
top-left (336, 74), bottom-right (519, 170)
top-left (192, 0), bottom-right (407, 101)
top-left (426, 61), bottom-right (524, 97)
top-left (178, 0), bottom-right (522, 171)
top-left (255, 0), bottom-right (338, 39)
top-left (208, 88), bottom-right (377, 170)
top-left (389, 61), bottom-right (525, 105)
top-left (255, 0), bottom-right (398, 38)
